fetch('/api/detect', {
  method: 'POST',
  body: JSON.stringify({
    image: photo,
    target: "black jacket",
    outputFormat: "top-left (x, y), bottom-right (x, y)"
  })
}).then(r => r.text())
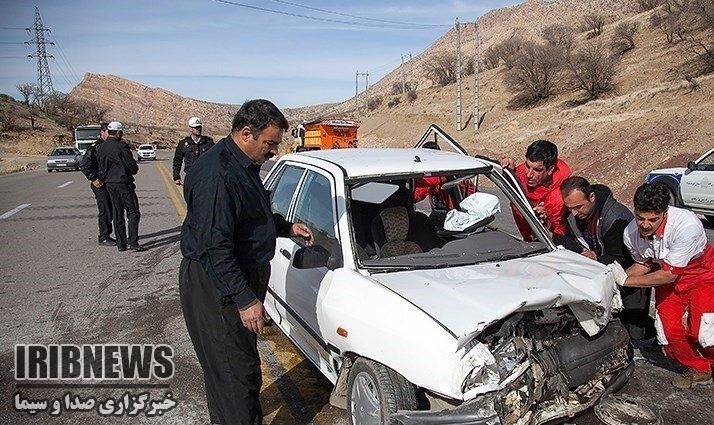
top-left (560, 184), bottom-right (634, 267)
top-left (180, 136), bottom-right (292, 310)
top-left (96, 137), bottom-right (139, 184)
top-left (173, 135), bottom-right (214, 180)
top-left (80, 137), bottom-right (105, 182)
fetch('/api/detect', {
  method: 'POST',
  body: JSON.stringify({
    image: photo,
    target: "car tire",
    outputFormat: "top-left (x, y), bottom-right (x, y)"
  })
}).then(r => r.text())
top-left (705, 215), bottom-right (714, 226)
top-left (47, 169), bottom-right (52, 173)
top-left (347, 358), bottom-right (416, 425)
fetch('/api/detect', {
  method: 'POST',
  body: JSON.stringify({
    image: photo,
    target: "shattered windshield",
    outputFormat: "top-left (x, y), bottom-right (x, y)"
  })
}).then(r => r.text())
top-left (348, 170), bottom-right (550, 270)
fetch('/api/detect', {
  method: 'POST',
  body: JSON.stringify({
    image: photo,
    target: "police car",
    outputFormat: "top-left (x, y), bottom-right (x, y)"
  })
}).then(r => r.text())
top-left (136, 144), bottom-right (157, 161)
top-left (647, 147), bottom-right (714, 222)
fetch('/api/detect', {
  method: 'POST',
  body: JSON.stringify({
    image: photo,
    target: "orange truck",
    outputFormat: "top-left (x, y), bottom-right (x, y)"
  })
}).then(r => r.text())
top-left (290, 119), bottom-right (359, 152)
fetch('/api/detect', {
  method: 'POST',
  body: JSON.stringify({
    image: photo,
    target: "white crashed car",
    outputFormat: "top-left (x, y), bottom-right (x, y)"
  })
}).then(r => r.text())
top-left (647, 147), bottom-right (714, 222)
top-left (263, 126), bottom-right (632, 425)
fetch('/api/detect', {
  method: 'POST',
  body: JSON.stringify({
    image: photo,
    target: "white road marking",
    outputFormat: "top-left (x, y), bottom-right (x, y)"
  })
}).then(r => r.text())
top-left (57, 181), bottom-right (73, 188)
top-left (0, 203), bottom-right (31, 220)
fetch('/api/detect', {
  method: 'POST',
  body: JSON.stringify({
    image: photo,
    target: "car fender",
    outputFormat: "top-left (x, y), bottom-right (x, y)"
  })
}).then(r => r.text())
top-left (318, 268), bottom-right (483, 400)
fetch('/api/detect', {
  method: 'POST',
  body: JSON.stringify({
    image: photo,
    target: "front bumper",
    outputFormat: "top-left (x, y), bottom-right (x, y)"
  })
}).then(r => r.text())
top-left (47, 162), bottom-right (79, 170)
top-left (393, 320), bottom-right (634, 425)
top-left (137, 153), bottom-right (156, 159)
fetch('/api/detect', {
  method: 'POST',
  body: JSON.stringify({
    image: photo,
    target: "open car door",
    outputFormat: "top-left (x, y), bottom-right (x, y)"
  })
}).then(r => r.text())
top-left (413, 124), bottom-right (469, 155)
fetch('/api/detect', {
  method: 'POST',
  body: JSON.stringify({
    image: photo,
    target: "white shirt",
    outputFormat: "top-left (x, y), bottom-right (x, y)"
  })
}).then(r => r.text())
top-left (623, 206), bottom-right (707, 273)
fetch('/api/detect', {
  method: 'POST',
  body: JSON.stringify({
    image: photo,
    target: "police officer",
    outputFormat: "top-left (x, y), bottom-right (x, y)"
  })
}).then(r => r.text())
top-left (172, 117), bottom-right (214, 185)
top-left (80, 122), bottom-right (114, 246)
top-left (180, 100), bottom-right (313, 424)
top-left (96, 121), bottom-right (145, 252)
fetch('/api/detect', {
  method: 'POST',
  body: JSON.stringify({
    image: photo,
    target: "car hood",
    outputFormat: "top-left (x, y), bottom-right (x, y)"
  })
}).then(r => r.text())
top-left (649, 167), bottom-right (685, 175)
top-left (369, 249), bottom-right (616, 349)
top-left (48, 155), bottom-right (78, 160)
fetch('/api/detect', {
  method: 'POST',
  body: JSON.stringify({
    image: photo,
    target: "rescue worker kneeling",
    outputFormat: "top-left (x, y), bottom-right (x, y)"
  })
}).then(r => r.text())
top-left (612, 182), bottom-right (714, 389)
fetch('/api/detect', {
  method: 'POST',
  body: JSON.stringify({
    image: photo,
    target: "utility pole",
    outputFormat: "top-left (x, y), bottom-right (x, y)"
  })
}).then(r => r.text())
top-left (400, 55), bottom-right (406, 93)
top-left (357, 72), bottom-right (369, 116)
top-left (473, 21), bottom-right (480, 132)
top-left (409, 53), bottom-right (413, 92)
top-left (455, 18), bottom-right (462, 132)
top-left (355, 71), bottom-right (359, 97)
top-left (26, 6), bottom-right (54, 105)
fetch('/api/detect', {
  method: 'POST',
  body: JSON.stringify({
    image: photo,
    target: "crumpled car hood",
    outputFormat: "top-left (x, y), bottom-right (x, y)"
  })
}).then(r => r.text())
top-left (370, 249), bottom-right (616, 349)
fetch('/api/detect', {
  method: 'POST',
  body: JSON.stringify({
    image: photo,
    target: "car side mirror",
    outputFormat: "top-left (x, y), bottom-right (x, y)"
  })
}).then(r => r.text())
top-left (293, 244), bottom-right (342, 270)
top-left (687, 161), bottom-right (697, 171)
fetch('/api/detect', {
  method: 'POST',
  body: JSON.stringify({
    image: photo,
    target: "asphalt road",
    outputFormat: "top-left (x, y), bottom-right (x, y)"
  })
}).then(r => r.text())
top-left (1, 151), bottom-right (713, 424)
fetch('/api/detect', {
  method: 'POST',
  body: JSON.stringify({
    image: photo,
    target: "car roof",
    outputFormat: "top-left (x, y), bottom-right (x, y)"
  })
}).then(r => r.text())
top-left (138, 144), bottom-right (154, 147)
top-left (285, 148), bottom-right (490, 180)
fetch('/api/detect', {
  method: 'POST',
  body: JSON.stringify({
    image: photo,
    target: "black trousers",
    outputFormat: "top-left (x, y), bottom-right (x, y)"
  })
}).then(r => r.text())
top-left (620, 287), bottom-right (656, 340)
top-left (105, 182), bottom-right (141, 248)
top-left (91, 184), bottom-right (113, 241)
top-left (179, 258), bottom-right (269, 425)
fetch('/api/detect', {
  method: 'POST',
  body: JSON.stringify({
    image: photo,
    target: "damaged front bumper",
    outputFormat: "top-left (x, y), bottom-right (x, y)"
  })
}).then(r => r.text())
top-left (393, 320), bottom-right (634, 425)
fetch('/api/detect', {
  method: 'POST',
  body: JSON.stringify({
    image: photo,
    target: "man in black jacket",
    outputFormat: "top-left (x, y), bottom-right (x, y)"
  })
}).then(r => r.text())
top-left (96, 121), bottom-right (145, 252)
top-left (172, 116), bottom-right (214, 185)
top-left (180, 100), bottom-right (312, 425)
top-left (80, 122), bottom-right (114, 246)
top-left (559, 176), bottom-right (654, 339)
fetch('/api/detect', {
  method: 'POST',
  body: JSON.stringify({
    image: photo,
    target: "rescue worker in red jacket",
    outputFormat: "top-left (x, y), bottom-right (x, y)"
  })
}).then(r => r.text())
top-left (616, 182), bottom-right (714, 389)
top-left (501, 140), bottom-right (571, 241)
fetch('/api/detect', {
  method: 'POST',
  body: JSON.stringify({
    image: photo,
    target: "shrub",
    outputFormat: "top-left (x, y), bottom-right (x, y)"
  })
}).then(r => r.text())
top-left (387, 97), bottom-right (401, 108)
top-left (504, 41), bottom-right (567, 105)
top-left (542, 24), bottom-right (575, 51)
top-left (483, 46), bottom-right (501, 69)
top-left (0, 106), bottom-right (20, 131)
top-left (611, 21), bottom-right (640, 54)
top-left (367, 95), bottom-right (383, 111)
top-left (584, 13), bottom-right (607, 37)
top-left (568, 42), bottom-right (620, 99)
top-left (406, 90), bottom-right (417, 102)
top-left (424, 51), bottom-right (457, 86)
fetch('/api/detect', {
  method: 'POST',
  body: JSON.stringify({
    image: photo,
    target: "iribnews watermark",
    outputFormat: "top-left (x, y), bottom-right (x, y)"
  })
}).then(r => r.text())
top-left (13, 344), bottom-right (177, 417)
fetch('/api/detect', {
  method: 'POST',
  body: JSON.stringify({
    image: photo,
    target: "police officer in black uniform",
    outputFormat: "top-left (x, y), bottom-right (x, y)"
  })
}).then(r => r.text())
top-left (96, 121), bottom-right (145, 252)
top-left (180, 100), bottom-right (313, 425)
top-left (81, 122), bottom-right (115, 246)
top-left (172, 116), bottom-right (214, 185)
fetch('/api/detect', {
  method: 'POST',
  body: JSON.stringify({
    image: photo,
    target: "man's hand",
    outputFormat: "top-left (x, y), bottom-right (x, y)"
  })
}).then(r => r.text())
top-left (290, 223), bottom-right (314, 245)
top-left (92, 179), bottom-right (103, 189)
top-left (532, 202), bottom-right (551, 227)
top-left (174, 179), bottom-right (183, 186)
top-left (581, 249), bottom-right (598, 260)
top-left (609, 262), bottom-right (629, 287)
top-left (239, 301), bottom-right (266, 334)
top-left (500, 157), bottom-right (516, 169)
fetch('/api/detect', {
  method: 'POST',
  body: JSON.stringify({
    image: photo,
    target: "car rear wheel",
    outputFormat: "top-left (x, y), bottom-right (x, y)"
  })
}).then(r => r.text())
top-left (650, 177), bottom-right (680, 207)
top-left (347, 358), bottom-right (416, 425)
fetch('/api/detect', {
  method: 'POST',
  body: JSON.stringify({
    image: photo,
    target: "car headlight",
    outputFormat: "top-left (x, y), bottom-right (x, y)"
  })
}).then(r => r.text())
top-left (461, 337), bottom-right (528, 393)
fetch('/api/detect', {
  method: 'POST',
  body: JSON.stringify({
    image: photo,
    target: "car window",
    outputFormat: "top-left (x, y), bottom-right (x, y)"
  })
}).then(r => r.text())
top-left (698, 151), bottom-right (714, 170)
top-left (268, 165), bottom-right (305, 218)
top-left (293, 171), bottom-right (337, 251)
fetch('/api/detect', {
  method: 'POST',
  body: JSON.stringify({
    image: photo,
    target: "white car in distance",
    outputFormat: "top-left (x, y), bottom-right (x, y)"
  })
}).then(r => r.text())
top-left (136, 144), bottom-right (156, 161)
top-left (263, 126), bottom-right (632, 425)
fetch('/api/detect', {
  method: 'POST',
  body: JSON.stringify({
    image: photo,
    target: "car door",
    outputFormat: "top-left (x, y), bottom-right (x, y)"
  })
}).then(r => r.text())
top-left (680, 149), bottom-right (714, 212)
top-left (268, 166), bottom-right (341, 378)
top-left (265, 163), bottom-right (306, 324)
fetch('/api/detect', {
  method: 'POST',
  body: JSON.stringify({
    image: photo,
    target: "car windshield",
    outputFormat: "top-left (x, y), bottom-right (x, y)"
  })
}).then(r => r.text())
top-left (51, 148), bottom-right (76, 156)
top-left (75, 128), bottom-right (100, 140)
top-left (139, 146), bottom-right (153, 150)
top-left (349, 170), bottom-right (549, 270)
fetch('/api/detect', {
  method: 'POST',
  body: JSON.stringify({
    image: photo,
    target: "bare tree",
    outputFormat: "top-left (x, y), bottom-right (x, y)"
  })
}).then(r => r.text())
top-left (424, 51), bottom-right (457, 86)
top-left (568, 42), bottom-right (620, 99)
top-left (584, 13), bottom-right (607, 37)
top-left (504, 41), bottom-right (567, 105)
top-left (542, 24), bottom-right (575, 51)
top-left (16, 83), bottom-right (37, 106)
top-left (637, 0), bottom-right (664, 11)
top-left (73, 99), bottom-right (110, 124)
top-left (483, 46), bottom-right (501, 69)
top-left (0, 105), bottom-right (20, 131)
top-left (612, 21), bottom-right (640, 54)
top-left (497, 36), bottom-right (524, 69)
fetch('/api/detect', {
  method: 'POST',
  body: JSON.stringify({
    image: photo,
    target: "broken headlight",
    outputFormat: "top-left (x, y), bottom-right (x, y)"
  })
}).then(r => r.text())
top-left (493, 337), bottom-right (528, 378)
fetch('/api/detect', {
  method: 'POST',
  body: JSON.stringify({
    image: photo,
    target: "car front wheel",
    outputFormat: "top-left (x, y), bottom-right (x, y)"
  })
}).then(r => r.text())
top-left (347, 358), bottom-right (416, 425)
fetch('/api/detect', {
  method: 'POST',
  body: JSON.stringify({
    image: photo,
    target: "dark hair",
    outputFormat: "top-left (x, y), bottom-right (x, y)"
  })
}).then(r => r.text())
top-left (633, 183), bottom-right (670, 213)
top-left (525, 140), bottom-right (558, 168)
top-left (560, 176), bottom-right (593, 197)
top-left (421, 141), bottom-right (439, 150)
top-left (100, 123), bottom-right (109, 131)
top-left (231, 99), bottom-right (289, 137)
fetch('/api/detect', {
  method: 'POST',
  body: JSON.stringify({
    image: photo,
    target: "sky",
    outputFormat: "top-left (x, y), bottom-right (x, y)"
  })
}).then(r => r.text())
top-left (0, 0), bottom-right (520, 109)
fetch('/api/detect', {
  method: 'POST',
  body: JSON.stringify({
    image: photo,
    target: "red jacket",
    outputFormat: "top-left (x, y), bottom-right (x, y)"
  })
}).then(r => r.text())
top-left (512, 159), bottom-right (571, 241)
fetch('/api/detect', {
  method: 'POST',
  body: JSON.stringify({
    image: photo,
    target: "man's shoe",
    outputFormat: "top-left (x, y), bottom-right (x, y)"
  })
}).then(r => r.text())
top-left (98, 238), bottom-right (116, 246)
top-left (128, 244), bottom-right (147, 252)
top-left (672, 368), bottom-right (713, 389)
top-left (117, 246), bottom-right (127, 252)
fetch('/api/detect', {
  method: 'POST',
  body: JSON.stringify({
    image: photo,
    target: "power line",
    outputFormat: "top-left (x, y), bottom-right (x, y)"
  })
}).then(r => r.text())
top-left (0, 41), bottom-right (25, 44)
top-left (266, 0), bottom-right (449, 28)
top-left (213, 0), bottom-right (447, 29)
top-left (0, 26), bottom-right (26, 30)
top-left (0, 56), bottom-right (27, 59)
